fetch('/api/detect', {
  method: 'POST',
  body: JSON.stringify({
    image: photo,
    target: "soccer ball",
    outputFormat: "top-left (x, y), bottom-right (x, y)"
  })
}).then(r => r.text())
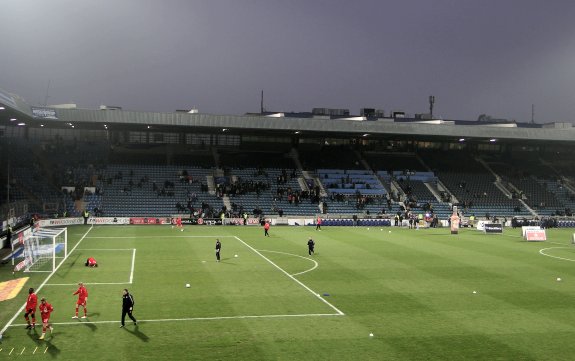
top-left (180, 229), bottom-right (184, 232)
top-left (234, 254), bottom-right (238, 258)
top-left (185, 283), bottom-right (191, 288)
top-left (369, 333), bottom-right (373, 337)
top-left (557, 277), bottom-right (562, 282)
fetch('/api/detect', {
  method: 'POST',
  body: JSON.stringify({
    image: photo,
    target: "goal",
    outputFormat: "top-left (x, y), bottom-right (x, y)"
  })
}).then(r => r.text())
top-left (12, 227), bottom-right (67, 273)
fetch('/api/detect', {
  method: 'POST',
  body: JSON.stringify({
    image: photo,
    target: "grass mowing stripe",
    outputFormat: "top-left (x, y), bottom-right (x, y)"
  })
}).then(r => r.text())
top-left (9, 312), bottom-right (342, 328)
top-left (234, 236), bottom-right (345, 316)
top-left (0, 224), bottom-right (94, 337)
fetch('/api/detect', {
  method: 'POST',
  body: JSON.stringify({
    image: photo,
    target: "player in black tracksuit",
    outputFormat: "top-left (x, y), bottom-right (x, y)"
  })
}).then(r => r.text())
top-left (215, 239), bottom-right (221, 262)
top-left (307, 238), bottom-right (315, 255)
top-left (121, 289), bottom-right (137, 327)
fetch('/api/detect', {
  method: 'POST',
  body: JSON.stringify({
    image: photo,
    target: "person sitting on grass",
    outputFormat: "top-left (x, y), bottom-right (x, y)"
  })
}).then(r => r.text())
top-left (85, 257), bottom-right (98, 267)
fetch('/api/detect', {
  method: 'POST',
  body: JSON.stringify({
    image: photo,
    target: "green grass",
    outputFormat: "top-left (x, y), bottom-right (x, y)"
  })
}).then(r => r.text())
top-left (1, 225), bottom-right (575, 360)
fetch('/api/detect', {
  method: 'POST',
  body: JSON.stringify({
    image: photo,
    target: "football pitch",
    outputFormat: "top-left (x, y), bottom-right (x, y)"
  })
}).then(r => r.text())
top-left (1, 225), bottom-right (575, 360)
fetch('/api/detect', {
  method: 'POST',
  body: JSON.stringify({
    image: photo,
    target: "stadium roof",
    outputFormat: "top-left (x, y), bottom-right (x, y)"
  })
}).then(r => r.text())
top-left (1, 87), bottom-right (574, 143)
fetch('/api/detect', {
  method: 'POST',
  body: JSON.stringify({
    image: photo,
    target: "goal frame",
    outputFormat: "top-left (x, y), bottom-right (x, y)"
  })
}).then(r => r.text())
top-left (12, 227), bottom-right (68, 273)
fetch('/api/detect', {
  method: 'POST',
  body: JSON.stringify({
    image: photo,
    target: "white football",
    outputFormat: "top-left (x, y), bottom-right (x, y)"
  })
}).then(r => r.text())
top-left (234, 254), bottom-right (238, 258)
top-left (557, 277), bottom-right (562, 281)
top-left (185, 283), bottom-right (190, 288)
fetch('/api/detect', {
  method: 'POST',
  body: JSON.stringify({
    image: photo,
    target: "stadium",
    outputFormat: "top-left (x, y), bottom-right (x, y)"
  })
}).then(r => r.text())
top-left (0, 84), bottom-right (575, 360)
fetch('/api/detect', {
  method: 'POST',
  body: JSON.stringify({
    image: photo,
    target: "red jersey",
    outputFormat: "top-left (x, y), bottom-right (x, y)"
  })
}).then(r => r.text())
top-left (87, 257), bottom-right (97, 266)
top-left (74, 286), bottom-right (88, 302)
top-left (264, 222), bottom-right (270, 230)
top-left (39, 302), bottom-right (53, 318)
top-left (26, 293), bottom-right (38, 311)
top-left (176, 217), bottom-right (182, 225)
top-left (317, 217), bottom-right (322, 225)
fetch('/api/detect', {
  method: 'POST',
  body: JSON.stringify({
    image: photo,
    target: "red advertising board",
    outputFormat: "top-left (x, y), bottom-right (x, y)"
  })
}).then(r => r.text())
top-left (525, 229), bottom-right (546, 241)
top-left (129, 217), bottom-right (171, 225)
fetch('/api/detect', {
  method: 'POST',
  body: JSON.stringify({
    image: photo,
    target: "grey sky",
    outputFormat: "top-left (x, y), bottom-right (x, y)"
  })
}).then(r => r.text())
top-left (2, 0), bottom-right (575, 122)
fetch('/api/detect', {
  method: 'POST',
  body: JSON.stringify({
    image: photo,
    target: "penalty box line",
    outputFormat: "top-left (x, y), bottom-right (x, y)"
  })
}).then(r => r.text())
top-left (9, 313), bottom-right (343, 328)
top-left (84, 235), bottom-right (236, 239)
top-left (44, 282), bottom-right (131, 286)
top-left (45, 248), bottom-right (137, 286)
top-left (234, 236), bottom-right (345, 316)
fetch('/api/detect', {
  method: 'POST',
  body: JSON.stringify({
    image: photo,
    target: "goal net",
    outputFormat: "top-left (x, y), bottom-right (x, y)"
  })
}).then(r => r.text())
top-left (12, 227), bottom-right (67, 273)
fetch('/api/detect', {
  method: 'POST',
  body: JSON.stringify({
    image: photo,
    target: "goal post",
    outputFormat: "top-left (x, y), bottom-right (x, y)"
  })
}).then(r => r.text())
top-left (13, 227), bottom-right (67, 273)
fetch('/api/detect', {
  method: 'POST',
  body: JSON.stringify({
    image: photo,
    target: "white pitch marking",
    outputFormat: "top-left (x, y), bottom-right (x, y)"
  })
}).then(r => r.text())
top-left (85, 235), bottom-right (234, 239)
top-left (46, 282), bottom-right (131, 286)
top-left (20, 347), bottom-right (25, 355)
top-left (257, 249), bottom-right (318, 276)
top-left (10, 313), bottom-right (342, 328)
top-left (539, 247), bottom-right (575, 262)
top-left (46, 248), bottom-right (135, 286)
top-left (129, 248), bottom-right (136, 284)
top-left (76, 249), bottom-right (135, 251)
top-left (234, 236), bottom-right (344, 316)
top-left (33, 347), bottom-right (38, 354)
top-left (547, 241), bottom-right (570, 246)
top-left (44, 347), bottom-right (48, 354)
top-left (0, 225), bottom-right (94, 337)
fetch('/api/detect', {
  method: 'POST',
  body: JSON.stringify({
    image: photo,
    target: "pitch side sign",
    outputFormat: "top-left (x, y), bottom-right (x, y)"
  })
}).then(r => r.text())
top-left (525, 229), bottom-right (546, 241)
top-left (130, 217), bottom-right (171, 225)
top-left (180, 218), bottom-right (223, 225)
top-left (484, 223), bottom-right (503, 233)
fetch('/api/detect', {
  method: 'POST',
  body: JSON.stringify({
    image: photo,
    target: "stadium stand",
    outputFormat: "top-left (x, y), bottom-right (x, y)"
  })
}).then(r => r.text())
top-left (419, 150), bottom-right (531, 218)
top-left (1, 127), bottom-right (574, 227)
top-left (99, 165), bottom-right (221, 217)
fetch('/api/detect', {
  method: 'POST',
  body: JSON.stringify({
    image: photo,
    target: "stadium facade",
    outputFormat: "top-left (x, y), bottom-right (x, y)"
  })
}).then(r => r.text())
top-left (1, 86), bottom-right (575, 236)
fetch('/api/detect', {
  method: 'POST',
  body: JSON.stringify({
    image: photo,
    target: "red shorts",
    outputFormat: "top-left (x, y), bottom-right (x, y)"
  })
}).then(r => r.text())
top-left (77, 300), bottom-right (86, 306)
top-left (42, 317), bottom-right (50, 324)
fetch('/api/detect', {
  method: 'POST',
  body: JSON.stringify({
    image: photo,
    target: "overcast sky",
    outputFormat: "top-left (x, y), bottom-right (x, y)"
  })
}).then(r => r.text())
top-left (2, 0), bottom-right (575, 122)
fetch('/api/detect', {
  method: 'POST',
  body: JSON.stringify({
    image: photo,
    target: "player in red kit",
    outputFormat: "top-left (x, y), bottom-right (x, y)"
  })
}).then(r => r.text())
top-left (175, 217), bottom-right (184, 231)
top-left (38, 297), bottom-right (54, 340)
top-left (24, 287), bottom-right (38, 329)
top-left (316, 216), bottom-right (322, 231)
top-left (85, 257), bottom-right (98, 267)
top-left (72, 282), bottom-right (88, 319)
top-left (264, 221), bottom-right (270, 237)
